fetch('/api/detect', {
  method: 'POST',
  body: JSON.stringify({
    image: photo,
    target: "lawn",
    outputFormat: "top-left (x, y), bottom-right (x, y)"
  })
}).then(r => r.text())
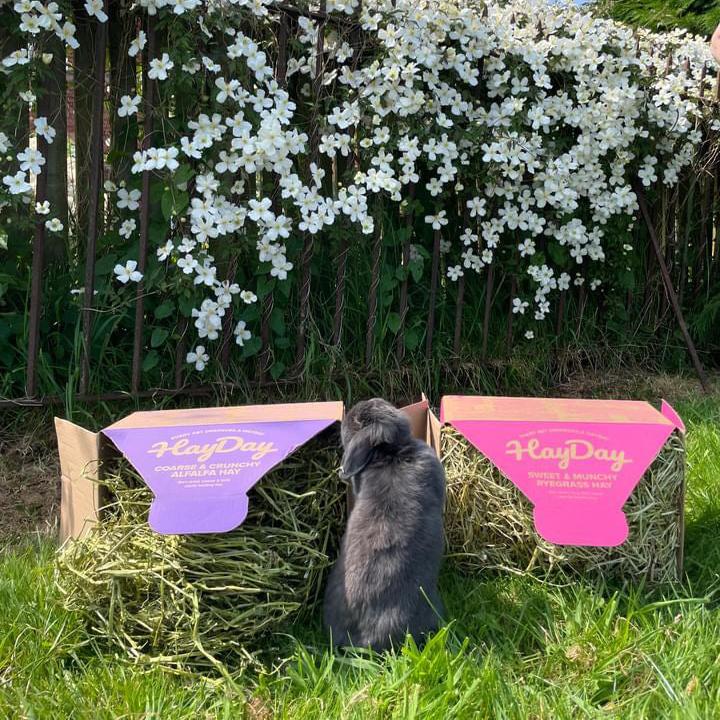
top-left (1, 392), bottom-right (719, 719)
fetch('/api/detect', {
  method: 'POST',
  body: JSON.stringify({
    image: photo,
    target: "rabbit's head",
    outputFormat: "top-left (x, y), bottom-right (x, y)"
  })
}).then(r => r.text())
top-left (340, 398), bottom-right (413, 479)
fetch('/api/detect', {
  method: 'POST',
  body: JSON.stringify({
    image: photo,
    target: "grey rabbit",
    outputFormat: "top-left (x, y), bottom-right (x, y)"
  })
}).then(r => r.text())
top-left (323, 398), bottom-right (446, 652)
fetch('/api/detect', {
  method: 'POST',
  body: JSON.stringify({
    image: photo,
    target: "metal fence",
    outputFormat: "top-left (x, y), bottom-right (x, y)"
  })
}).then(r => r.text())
top-left (3, 3), bottom-right (718, 407)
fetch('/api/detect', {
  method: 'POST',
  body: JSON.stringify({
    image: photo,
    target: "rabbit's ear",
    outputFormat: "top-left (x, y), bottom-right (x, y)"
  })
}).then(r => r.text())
top-left (340, 428), bottom-right (375, 479)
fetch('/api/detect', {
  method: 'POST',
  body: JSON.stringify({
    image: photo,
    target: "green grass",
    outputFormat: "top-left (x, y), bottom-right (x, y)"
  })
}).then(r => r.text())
top-left (1, 394), bottom-right (720, 719)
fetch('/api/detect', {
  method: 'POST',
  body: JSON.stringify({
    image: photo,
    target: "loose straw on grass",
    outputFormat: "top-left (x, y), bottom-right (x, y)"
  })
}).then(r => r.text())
top-left (442, 427), bottom-right (685, 584)
top-left (56, 432), bottom-right (345, 673)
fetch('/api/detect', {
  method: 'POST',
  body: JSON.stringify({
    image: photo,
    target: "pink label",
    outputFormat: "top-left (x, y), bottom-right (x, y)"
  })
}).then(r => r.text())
top-left (104, 419), bottom-right (335, 535)
top-left (450, 419), bottom-right (676, 546)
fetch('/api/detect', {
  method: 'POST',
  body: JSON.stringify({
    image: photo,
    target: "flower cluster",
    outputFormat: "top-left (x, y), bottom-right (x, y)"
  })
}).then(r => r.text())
top-left (2, 0), bottom-right (718, 370)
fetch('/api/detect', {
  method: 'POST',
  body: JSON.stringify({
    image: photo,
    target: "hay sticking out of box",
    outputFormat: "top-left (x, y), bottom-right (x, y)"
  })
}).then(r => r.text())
top-left (56, 433), bottom-right (344, 672)
top-left (442, 427), bottom-right (685, 584)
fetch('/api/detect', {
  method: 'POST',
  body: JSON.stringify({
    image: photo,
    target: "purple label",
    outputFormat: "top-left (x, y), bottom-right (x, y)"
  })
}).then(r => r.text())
top-left (104, 420), bottom-right (335, 534)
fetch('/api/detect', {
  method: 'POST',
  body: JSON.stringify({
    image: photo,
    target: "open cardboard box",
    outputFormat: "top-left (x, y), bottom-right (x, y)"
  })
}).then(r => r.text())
top-left (55, 397), bottom-right (440, 542)
top-left (55, 401), bottom-right (345, 541)
top-left (440, 395), bottom-right (687, 581)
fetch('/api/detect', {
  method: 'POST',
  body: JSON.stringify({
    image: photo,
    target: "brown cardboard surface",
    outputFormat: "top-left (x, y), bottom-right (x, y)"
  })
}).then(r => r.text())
top-left (105, 401), bottom-right (344, 431)
top-left (55, 418), bottom-right (102, 542)
top-left (441, 395), bottom-right (674, 425)
top-left (401, 398), bottom-right (431, 442)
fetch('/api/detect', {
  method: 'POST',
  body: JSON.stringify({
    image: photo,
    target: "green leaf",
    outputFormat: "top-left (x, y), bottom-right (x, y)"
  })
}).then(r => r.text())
top-left (178, 294), bottom-right (195, 316)
top-left (257, 276), bottom-right (276, 299)
top-left (174, 164), bottom-right (195, 185)
top-left (270, 361), bottom-right (286, 380)
top-left (277, 278), bottom-right (292, 299)
top-left (387, 312), bottom-right (402, 334)
top-left (142, 349), bottom-right (159, 372)
top-left (410, 261), bottom-right (423, 284)
top-left (161, 189), bottom-right (174, 221)
top-left (270, 308), bottom-right (286, 336)
top-left (548, 244), bottom-right (565, 265)
top-left (243, 304), bottom-right (261, 322)
top-left (404, 328), bottom-right (421, 351)
top-left (275, 337), bottom-right (291, 349)
top-left (241, 337), bottom-right (262, 358)
top-left (151, 327), bottom-right (169, 347)
top-left (154, 300), bottom-right (175, 319)
top-left (94, 254), bottom-right (119, 276)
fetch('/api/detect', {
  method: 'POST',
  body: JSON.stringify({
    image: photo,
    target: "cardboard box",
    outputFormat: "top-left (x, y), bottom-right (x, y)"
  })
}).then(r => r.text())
top-left (440, 396), bottom-right (686, 582)
top-left (56, 397), bottom-right (443, 541)
top-left (55, 401), bottom-right (344, 541)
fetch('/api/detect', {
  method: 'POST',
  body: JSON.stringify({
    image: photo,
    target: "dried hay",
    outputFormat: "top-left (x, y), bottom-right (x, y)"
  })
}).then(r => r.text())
top-left (55, 429), bottom-right (344, 673)
top-left (442, 427), bottom-right (685, 584)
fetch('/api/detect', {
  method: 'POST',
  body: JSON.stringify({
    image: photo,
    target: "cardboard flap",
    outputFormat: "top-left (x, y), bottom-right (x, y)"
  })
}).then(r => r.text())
top-left (54, 418), bottom-right (102, 542)
top-left (102, 404), bottom-right (342, 535)
top-left (105, 401), bottom-right (344, 431)
top-left (441, 395), bottom-right (674, 426)
top-left (401, 398), bottom-right (430, 441)
top-left (400, 396), bottom-right (441, 458)
top-left (661, 400), bottom-right (686, 434)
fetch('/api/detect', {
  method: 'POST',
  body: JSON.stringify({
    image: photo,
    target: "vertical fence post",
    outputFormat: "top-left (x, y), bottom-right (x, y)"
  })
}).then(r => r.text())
top-left (332, 6), bottom-right (362, 349)
top-left (365, 206), bottom-right (383, 367)
top-left (505, 275), bottom-right (517, 350)
top-left (452, 206), bottom-right (469, 357)
top-left (395, 184), bottom-right (415, 362)
top-left (294, 0), bottom-right (326, 374)
top-left (131, 16), bottom-right (156, 395)
top-left (259, 12), bottom-right (289, 381)
top-left (79, 2), bottom-right (109, 395)
top-left (25, 111), bottom-right (49, 399)
top-left (481, 265), bottom-right (494, 360)
top-left (425, 227), bottom-right (441, 359)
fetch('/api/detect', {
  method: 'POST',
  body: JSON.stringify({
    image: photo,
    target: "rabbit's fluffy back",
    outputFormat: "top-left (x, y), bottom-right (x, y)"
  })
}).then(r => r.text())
top-left (324, 399), bottom-right (445, 651)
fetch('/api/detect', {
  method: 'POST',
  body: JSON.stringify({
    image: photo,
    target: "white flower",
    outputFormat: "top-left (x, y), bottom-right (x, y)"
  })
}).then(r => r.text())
top-left (447, 265), bottom-right (463, 281)
top-left (524, 331), bottom-right (535, 340)
top-left (0, 132), bottom-right (8, 154)
top-left (512, 298), bottom-right (529, 315)
top-left (2, 49), bottom-right (30, 67)
top-left (234, 320), bottom-right (252, 346)
top-left (19, 91), bottom-right (36, 103)
top-left (3, 172), bottom-right (31, 195)
top-left (117, 188), bottom-right (141, 211)
top-left (424, 210), bottom-right (448, 230)
top-left (177, 254), bottom-right (197, 274)
top-left (240, 290), bottom-right (257, 304)
top-left (34, 117), bottom-right (56, 144)
top-left (59, 22), bottom-right (80, 49)
top-left (270, 256), bottom-right (293, 280)
top-left (157, 240), bottom-right (174, 261)
top-left (172, 0), bottom-right (201, 14)
top-left (17, 147), bottom-right (45, 175)
top-left (194, 261), bottom-right (217, 286)
top-left (518, 239), bottom-right (536, 258)
top-left (35, 201), bottom-right (50, 215)
top-left (130, 31), bottom-right (146, 58)
top-left (118, 95), bottom-right (141, 117)
top-left (45, 218), bottom-right (64, 232)
top-left (84, 0), bottom-right (108, 23)
top-left (148, 53), bottom-right (174, 81)
top-left (119, 219), bottom-right (136, 239)
top-left (186, 345), bottom-right (209, 371)
top-left (114, 260), bottom-right (143, 284)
